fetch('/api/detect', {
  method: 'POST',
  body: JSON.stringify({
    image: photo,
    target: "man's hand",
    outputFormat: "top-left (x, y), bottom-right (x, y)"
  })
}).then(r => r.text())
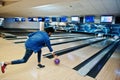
top-left (52, 52), bottom-right (58, 58)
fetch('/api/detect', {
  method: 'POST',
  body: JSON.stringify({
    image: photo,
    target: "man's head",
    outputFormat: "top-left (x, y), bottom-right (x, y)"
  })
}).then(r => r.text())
top-left (44, 27), bottom-right (55, 36)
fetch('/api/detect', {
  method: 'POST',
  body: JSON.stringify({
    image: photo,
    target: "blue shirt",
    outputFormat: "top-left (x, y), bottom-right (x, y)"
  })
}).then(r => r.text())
top-left (25, 31), bottom-right (53, 53)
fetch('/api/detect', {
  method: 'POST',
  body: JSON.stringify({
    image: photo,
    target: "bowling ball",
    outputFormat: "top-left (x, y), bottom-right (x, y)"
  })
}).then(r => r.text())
top-left (54, 58), bottom-right (60, 65)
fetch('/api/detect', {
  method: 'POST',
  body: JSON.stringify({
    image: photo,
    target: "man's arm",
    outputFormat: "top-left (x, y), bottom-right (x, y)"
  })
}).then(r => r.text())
top-left (45, 39), bottom-right (58, 58)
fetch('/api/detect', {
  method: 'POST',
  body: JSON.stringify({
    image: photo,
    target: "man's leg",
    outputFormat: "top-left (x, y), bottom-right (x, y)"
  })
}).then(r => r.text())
top-left (1, 49), bottom-right (33, 73)
top-left (37, 50), bottom-right (45, 68)
top-left (11, 49), bottom-right (33, 64)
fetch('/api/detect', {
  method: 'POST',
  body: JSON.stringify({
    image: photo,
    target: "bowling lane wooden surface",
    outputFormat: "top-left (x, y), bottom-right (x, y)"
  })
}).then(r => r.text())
top-left (47, 38), bottom-right (119, 80)
top-left (11, 36), bottom-right (68, 43)
top-left (52, 33), bottom-right (89, 37)
top-left (96, 45), bottom-right (120, 80)
top-left (0, 35), bottom-right (119, 80)
top-left (7, 33), bottom-right (95, 53)
top-left (13, 35), bottom-right (95, 50)
top-left (51, 37), bottom-right (90, 44)
top-left (12, 36), bottom-right (87, 44)
top-left (42, 37), bottom-right (103, 53)
top-left (11, 32), bottom-right (92, 42)
top-left (0, 37), bottom-right (94, 80)
top-left (56, 41), bottom-right (109, 68)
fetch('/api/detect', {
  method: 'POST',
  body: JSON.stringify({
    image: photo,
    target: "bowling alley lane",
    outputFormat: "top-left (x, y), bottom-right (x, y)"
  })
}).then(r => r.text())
top-left (50, 36), bottom-right (92, 44)
top-left (11, 35), bottom-right (68, 43)
top-left (12, 36), bottom-right (90, 44)
top-left (52, 39), bottom-right (112, 68)
top-left (51, 33), bottom-right (91, 37)
top-left (0, 36), bottom-right (118, 80)
top-left (14, 35), bottom-right (96, 52)
top-left (40, 37), bottom-right (104, 54)
top-left (11, 33), bottom-right (92, 44)
top-left (0, 37), bottom-right (95, 80)
top-left (10, 32), bottom-right (92, 43)
top-left (96, 45), bottom-right (120, 80)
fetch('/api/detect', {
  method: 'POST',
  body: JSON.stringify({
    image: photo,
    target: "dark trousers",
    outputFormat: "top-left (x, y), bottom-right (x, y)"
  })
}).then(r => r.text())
top-left (11, 49), bottom-right (42, 64)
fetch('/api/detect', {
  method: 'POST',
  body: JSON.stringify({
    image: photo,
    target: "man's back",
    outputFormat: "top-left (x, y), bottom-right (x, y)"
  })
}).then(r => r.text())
top-left (25, 31), bottom-right (50, 53)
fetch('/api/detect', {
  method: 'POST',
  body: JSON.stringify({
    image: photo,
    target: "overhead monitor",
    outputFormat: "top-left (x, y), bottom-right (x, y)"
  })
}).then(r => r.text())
top-left (28, 17), bottom-right (33, 22)
top-left (21, 18), bottom-right (26, 22)
top-left (71, 16), bottom-right (80, 22)
top-left (52, 17), bottom-right (57, 22)
top-left (44, 17), bottom-right (50, 22)
top-left (13, 17), bottom-right (25, 22)
top-left (33, 17), bottom-right (38, 22)
top-left (85, 16), bottom-right (94, 23)
top-left (28, 17), bottom-right (38, 22)
top-left (60, 16), bottom-right (68, 22)
top-left (38, 17), bottom-right (44, 22)
top-left (101, 15), bottom-right (113, 23)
